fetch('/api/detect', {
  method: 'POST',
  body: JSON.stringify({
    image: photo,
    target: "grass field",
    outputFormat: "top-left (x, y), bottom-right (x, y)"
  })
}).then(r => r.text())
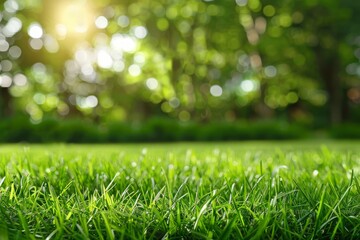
top-left (0, 141), bottom-right (359, 239)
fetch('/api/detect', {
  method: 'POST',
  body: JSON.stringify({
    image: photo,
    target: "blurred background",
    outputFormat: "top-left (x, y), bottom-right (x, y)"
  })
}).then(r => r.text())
top-left (0, 0), bottom-right (359, 142)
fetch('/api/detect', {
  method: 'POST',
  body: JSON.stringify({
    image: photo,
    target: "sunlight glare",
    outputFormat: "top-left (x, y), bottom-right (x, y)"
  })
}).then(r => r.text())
top-left (55, 24), bottom-right (68, 38)
top-left (56, 1), bottom-right (94, 35)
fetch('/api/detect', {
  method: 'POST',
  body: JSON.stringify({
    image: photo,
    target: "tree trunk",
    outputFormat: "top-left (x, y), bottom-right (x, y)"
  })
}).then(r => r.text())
top-left (315, 48), bottom-right (343, 124)
top-left (0, 87), bottom-right (12, 117)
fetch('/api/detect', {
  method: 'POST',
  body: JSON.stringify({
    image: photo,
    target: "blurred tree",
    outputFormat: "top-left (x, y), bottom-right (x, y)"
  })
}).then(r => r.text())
top-left (0, 0), bottom-right (359, 124)
top-left (239, 0), bottom-right (360, 124)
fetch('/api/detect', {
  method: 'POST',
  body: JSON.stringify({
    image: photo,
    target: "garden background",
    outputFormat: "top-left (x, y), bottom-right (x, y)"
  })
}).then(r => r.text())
top-left (0, 0), bottom-right (359, 141)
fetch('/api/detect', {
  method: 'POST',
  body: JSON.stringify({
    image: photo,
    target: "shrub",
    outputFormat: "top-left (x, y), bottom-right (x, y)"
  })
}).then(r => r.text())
top-left (0, 115), bottom-right (34, 142)
top-left (330, 123), bottom-right (360, 139)
top-left (0, 115), bottom-right (312, 143)
top-left (53, 119), bottom-right (104, 143)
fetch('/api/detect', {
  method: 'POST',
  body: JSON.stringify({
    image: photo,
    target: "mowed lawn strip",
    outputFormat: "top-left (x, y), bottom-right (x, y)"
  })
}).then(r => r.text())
top-left (0, 141), bottom-right (359, 239)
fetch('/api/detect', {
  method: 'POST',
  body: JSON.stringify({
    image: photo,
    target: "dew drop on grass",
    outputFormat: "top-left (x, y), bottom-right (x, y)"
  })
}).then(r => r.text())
top-left (131, 162), bottom-right (137, 167)
top-left (22, 170), bottom-right (30, 176)
top-left (346, 170), bottom-right (353, 180)
top-left (100, 173), bottom-right (108, 181)
top-left (118, 152), bottom-right (125, 160)
top-left (0, 177), bottom-right (5, 187)
top-left (342, 163), bottom-right (348, 170)
top-left (186, 149), bottom-right (192, 159)
top-left (272, 165), bottom-right (288, 177)
top-left (270, 197), bottom-right (277, 206)
top-left (312, 170), bottom-right (319, 177)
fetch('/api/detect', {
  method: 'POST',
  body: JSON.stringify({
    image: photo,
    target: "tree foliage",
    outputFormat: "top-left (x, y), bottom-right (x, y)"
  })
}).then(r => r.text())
top-left (0, 0), bottom-right (359, 124)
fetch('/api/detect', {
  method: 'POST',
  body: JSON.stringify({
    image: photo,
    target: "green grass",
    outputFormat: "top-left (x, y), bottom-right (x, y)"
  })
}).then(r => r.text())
top-left (0, 141), bottom-right (360, 239)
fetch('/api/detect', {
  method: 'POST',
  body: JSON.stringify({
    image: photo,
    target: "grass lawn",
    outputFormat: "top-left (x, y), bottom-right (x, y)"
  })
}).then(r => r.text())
top-left (0, 141), bottom-right (360, 239)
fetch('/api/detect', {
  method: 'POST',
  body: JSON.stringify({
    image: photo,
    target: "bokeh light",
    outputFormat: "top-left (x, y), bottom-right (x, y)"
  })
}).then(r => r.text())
top-left (44, 35), bottom-right (60, 53)
top-left (28, 23), bottom-right (43, 39)
top-left (264, 66), bottom-right (277, 78)
top-left (133, 26), bottom-right (148, 39)
top-left (3, 17), bottom-right (22, 37)
top-left (0, 74), bottom-right (12, 88)
top-left (240, 79), bottom-right (258, 93)
top-left (95, 16), bottom-right (108, 29)
top-left (97, 49), bottom-right (113, 69)
top-left (117, 15), bottom-right (130, 28)
top-left (29, 38), bottom-right (43, 50)
top-left (128, 64), bottom-right (141, 77)
top-left (236, 0), bottom-right (248, 7)
top-left (210, 85), bottom-right (223, 97)
top-left (146, 78), bottom-right (159, 90)
top-left (13, 74), bottom-right (27, 86)
top-left (0, 40), bottom-right (9, 52)
top-left (8, 45), bottom-right (22, 58)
